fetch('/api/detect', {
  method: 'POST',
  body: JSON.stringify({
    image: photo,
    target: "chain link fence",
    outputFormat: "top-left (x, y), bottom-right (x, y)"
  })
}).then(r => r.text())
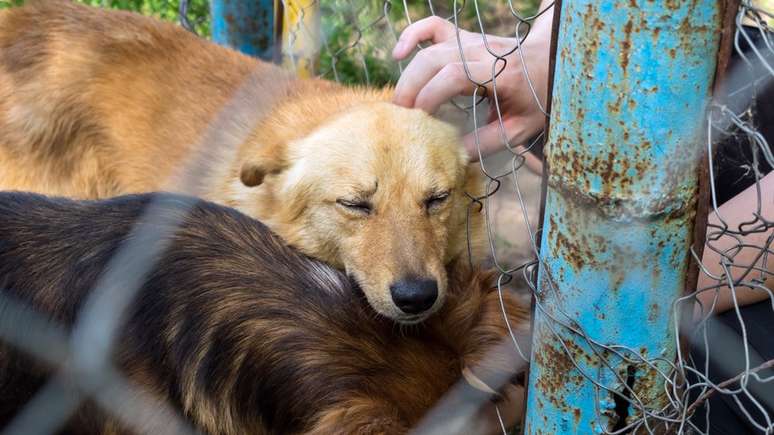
top-left (684, 3), bottom-right (774, 433)
top-left (0, 0), bottom-right (772, 434)
top-left (278, 2), bottom-right (773, 431)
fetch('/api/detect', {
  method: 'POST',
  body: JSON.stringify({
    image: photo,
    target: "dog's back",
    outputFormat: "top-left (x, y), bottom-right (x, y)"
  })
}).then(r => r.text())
top-left (0, 193), bottom-right (529, 434)
top-left (0, 1), bottom-right (290, 198)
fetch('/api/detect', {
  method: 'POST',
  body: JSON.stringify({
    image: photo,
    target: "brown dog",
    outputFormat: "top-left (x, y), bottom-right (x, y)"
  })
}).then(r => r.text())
top-left (0, 192), bottom-right (528, 434)
top-left (0, 1), bottom-right (483, 323)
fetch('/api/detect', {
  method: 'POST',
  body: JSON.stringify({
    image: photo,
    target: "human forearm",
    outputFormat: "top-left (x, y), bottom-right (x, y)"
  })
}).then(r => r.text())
top-left (696, 171), bottom-right (774, 315)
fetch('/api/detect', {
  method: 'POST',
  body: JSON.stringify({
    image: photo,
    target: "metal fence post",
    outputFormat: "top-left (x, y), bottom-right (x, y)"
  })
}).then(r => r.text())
top-left (280, 0), bottom-right (320, 77)
top-left (210, 0), bottom-right (279, 60)
top-left (525, 1), bottom-right (725, 433)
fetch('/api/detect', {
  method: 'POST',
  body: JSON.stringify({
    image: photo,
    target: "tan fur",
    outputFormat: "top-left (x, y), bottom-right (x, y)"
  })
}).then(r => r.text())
top-left (0, 1), bottom-right (483, 322)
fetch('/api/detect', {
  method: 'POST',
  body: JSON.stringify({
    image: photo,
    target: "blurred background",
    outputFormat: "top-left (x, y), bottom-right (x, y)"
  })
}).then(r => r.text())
top-left (0, 0), bottom-right (542, 85)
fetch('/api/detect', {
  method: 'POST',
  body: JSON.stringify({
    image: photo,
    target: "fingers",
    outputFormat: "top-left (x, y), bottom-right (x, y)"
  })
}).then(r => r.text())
top-left (412, 63), bottom-right (474, 114)
top-left (393, 17), bottom-right (517, 110)
top-left (392, 16), bottom-right (456, 60)
top-left (393, 45), bottom-right (452, 107)
top-left (414, 61), bottom-right (496, 114)
top-left (464, 118), bottom-right (533, 161)
top-left (396, 52), bottom-right (504, 110)
top-left (394, 38), bottom-right (513, 109)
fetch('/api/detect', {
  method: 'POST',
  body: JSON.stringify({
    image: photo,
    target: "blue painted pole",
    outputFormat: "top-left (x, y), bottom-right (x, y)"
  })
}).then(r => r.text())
top-left (525, 1), bottom-right (724, 433)
top-left (210, 0), bottom-right (278, 60)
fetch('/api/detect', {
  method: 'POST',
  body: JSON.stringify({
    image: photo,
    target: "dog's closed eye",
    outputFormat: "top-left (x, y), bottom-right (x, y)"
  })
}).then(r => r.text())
top-left (424, 191), bottom-right (451, 211)
top-left (336, 198), bottom-right (372, 215)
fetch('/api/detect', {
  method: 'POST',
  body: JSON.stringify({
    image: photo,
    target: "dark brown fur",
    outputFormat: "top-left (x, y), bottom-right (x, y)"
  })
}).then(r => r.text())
top-left (0, 193), bottom-right (529, 434)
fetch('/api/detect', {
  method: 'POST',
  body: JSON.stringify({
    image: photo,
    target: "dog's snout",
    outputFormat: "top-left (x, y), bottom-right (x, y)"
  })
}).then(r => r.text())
top-left (389, 278), bottom-right (438, 315)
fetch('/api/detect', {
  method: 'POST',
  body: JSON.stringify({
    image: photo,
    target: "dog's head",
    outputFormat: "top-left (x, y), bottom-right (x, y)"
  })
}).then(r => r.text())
top-left (235, 102), bottom-right (482, 323)
top-left (303, 266), bottom-right (532, 435)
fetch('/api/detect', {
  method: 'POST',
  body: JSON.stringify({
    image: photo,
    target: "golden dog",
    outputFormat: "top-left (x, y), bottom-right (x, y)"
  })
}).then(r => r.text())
top-left (0, 1), bottom-right (482, 323)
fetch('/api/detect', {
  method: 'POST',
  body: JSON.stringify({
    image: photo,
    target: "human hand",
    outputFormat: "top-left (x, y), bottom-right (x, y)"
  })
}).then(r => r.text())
top-left (392, 7), bottom-right (553, 161)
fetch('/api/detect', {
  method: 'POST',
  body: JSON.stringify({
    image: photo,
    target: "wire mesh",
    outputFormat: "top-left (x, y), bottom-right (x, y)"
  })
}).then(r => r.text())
top-left (0, 0), bottom-right (771, 434)
top-left (279, 1), bottom-right (773, 431)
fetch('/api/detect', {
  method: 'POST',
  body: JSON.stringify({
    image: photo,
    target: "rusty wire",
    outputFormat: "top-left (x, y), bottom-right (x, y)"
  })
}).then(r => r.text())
top-left (0, 1), bottom-right (772, 434)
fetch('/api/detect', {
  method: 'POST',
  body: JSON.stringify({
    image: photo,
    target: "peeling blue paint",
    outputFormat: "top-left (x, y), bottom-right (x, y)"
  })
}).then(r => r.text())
top-left (211, 0), bottom-right (278, 60)
top-left (525, 1), bottom-right (723, 433)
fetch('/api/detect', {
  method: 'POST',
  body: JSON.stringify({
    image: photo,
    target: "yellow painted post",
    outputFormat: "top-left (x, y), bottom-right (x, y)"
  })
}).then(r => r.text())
top-left (280, 0), bottom-right (320, 78)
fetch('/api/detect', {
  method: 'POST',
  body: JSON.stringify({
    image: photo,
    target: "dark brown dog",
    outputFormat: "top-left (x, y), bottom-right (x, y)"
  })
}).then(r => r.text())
top-left (0, 193), bottom-right (529, 434)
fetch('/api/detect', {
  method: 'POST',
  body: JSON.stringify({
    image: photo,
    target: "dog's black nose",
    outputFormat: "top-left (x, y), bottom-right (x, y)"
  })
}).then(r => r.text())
top-left (390, 278), bottom-right (438, 315)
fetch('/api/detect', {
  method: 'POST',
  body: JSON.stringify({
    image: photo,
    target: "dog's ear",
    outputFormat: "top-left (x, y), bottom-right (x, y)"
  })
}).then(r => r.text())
top-left (240, 160), bottom-right (279, 187)
top-left (239, 144), bottom-right (288, 187)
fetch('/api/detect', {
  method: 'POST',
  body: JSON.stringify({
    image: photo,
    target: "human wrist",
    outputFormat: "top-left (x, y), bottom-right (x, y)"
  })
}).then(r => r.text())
top-left (533, 1), bottom-right (555, 35)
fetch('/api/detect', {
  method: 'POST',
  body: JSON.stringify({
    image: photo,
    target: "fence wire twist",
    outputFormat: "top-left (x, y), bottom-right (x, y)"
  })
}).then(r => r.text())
top-left (0, 0), bottom-right (772, 434)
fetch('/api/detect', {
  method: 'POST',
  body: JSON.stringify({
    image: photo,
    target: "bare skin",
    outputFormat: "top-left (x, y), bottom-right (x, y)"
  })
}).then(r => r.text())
top-left (696, 170), bottom-right (773, 316)
top-left (392, 1), bottom-right (772, 317)
top-left (392, 0), bottom-right (554, 164)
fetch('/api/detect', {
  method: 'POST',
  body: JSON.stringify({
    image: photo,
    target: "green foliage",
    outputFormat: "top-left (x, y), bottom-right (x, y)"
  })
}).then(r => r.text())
top-left (86, 0), bottom-right (211, 36)
top-left (317, 0), bottom-right (403, 86)
top-left (0, 0), bottom-right (211, 35)
top-left (87, 0), bottom-right (211, 36)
